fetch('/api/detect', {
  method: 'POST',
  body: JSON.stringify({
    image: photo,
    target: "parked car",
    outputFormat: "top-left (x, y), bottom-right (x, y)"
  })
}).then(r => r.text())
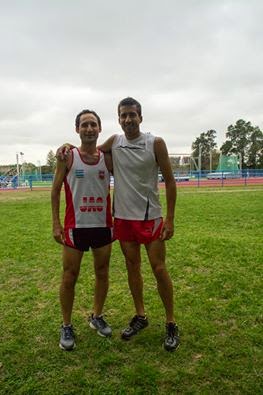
top-left (206, 172), bottom-right (240, 179)
top-left (174, 175), bottom-right (190, 182)
top-left (158, 173), bottom-right (190, 182)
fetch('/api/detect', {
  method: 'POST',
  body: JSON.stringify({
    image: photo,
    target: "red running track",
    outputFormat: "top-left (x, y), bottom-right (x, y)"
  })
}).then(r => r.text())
top-left (173, 177), bottom-right (263, 187)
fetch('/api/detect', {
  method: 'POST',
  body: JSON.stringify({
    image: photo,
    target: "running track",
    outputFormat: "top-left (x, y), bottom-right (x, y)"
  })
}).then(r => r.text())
top-left (170, 177), bottom-right (263, 188)
top-left (1, 177), bottom-right (263, 192)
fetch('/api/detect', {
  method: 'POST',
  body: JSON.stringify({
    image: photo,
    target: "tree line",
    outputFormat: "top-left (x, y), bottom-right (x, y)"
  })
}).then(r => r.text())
top-left (2, 118), bottom-right (261, 175)
top-left (191, 119), bottom-right (263, 170)
top-left (26, 119), bottom-right (263, 174)
top-left (45, 119), bottom-right (263, 174)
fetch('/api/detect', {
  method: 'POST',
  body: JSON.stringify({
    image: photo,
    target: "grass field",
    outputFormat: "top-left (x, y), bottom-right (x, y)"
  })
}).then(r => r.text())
top-left (0, 187), bottom-right (262, 394)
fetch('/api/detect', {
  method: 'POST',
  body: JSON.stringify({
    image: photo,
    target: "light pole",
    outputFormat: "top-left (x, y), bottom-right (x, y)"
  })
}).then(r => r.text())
top-left (20, 152), bottom-right (24, 176)
top-left (20, 152), bottom-right (24, 182)
top-left (198, 144), bottom-right (202, 178)
top-left (16, 153), bottom-right (20, 186)
top-left (37, 160), bottom-right (42, 181)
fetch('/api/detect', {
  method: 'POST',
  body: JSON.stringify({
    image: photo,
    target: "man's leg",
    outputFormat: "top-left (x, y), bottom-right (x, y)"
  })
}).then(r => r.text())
top-left (145, 239), bottom-right (174, 322)
top-left (59, 246), bottom-right (83, 350)
top-left (92, 243), bottom-right (111, 316)
top-left (120, 241), bottom-right (148, 340)
top-left (89, 243), bottom-right (112, 337)
top-left (120, 241), bottom-right (145, 316)
top-left (145, 239), bottom-right (179, 351)
top-left (60, 246), bottom-right (83, 325)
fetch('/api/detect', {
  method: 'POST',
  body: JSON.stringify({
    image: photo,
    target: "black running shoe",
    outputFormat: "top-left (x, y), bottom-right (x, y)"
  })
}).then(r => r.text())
top-left (164, 322), bottom-right (180, 351)
top-left (121, 315), bottom-right (148, 340)
top-left (59, 324), bottom-right (75, 351)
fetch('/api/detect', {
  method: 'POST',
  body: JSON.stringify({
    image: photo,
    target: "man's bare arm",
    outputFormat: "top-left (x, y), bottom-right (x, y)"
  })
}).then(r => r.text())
top-left (104, 152), bottom-right (113, 173)
top-left (56, 143), bottom-right (76, 161)
top-left (51, 158), bottom-right (68, 244)
top-left (154, 137), bottom-right (177, 241)
top-left (56, 133), bottom-right (116, 161)
top-left (98, 135), bottom-right (116, 153)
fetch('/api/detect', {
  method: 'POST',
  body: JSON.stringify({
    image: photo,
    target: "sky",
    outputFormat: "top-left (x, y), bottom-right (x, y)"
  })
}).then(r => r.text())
top-left (0, 0), bottom-right (262, 166)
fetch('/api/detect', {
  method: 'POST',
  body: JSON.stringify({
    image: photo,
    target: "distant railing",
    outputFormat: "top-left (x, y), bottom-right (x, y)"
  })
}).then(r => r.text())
top-left (159, 169), bottom-right (263, 187)
top-left (0, 173), bottom-right (54, 189)
top-left (1, 170), bottom-right (263, 189)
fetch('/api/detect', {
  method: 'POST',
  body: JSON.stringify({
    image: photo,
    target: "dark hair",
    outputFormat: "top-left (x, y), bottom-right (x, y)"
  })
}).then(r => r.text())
top-left (117, 97), bottom-right (142, 117)
top-left (75, 109), bottom-right (101, 128)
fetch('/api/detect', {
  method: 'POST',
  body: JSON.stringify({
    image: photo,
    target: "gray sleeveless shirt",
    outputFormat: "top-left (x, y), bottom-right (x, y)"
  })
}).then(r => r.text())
top-left (112, 132), bottom-right (162, 220)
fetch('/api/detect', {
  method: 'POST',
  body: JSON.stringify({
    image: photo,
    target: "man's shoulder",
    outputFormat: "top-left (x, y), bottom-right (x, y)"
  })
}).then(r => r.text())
top-left (145, 132), bottom-right (159, 142)
top-left (112, 133), bottom-right (124, 145)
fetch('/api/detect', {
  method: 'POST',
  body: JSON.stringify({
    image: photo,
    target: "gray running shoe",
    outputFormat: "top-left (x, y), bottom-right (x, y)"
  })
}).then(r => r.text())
top-left (121, 315), bottom-right (149, 340)
top-left (59, 324), bottom-right (75, 351)
top-left (164, 322), bottom-right (180, 351)
top-left (89, 314), bottom-right (112, 337)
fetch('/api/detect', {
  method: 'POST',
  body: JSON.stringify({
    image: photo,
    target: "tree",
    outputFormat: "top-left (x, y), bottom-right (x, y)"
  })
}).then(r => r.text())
top-left (191, 130), bottom-right (217, 170)
top-left (46, 150), bottom-right (57, 173)
top-left (220, 120), bottom-right (263, 169)
top-left (23, 162), bottom-right (37, 174)
top-left (247, 128), bottom-right (263, 168)
top-left (169, 156), bottom-right (181, 172)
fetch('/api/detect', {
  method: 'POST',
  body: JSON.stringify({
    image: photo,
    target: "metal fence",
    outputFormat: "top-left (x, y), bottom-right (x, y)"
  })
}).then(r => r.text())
top-left (1, 170), bottom-right (263, 189)
top-left (172, 169), bottom-right (263, 187)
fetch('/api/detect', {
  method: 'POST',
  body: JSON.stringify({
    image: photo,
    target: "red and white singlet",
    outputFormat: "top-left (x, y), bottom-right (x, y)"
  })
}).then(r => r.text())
top-left (64, 148), bottom-right (112, 230)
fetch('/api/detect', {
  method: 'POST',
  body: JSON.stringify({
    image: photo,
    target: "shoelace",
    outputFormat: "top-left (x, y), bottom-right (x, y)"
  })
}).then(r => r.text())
top-left (95, 316), bottom-right (107, 329)
top-left (130, 316), bottom-right (146, 330)
top-left (63, 326), bottom-right (73, 339)
top-left (166, 323), bottom-right (177, 338)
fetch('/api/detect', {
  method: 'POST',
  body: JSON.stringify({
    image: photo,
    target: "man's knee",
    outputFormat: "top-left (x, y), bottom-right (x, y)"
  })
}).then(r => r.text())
top-left (95, 264), bottom-right (109, 281)
top-left (152, 261), bottom-right (167, 278)
top-left (125, 258), bottom-right (141, 272)
top-left (62, 269), bottom-right (79, 288)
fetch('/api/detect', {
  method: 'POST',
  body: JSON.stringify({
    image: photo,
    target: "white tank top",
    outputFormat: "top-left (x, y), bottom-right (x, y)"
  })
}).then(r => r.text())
top-left (64, 148), bottom-right (112, 229)
top-left (112, 132), bottom-right (162, 220)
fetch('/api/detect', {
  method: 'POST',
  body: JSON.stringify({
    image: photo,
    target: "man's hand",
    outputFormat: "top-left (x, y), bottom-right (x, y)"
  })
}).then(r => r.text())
top-left (56, 143), bottom-right (75, 161)
top-left (53, 223), bottom-right (65, 245)
top-left (160, 218), bottom-right (174, 241)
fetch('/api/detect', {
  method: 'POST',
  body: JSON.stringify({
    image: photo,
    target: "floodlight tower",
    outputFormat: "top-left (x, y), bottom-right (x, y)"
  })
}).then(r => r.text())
top-left (37, 160), bottom-right (42, 181)
top-left (198, 144), bottom-right (202, 177)
top-left (16, 153), bottom-right (20, 186)
top-left (20, 152), bottom-right (24, 181)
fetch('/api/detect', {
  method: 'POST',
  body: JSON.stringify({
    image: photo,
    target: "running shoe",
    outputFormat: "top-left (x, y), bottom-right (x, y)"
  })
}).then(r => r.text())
top-left (164, 322), bottom-right (180, 351)
top-left (121, 315), bottom-right (149, 340)
top-left (59, 324), bottom-right (75, 351)
top-left (89, 314), bottom-right (112, 337)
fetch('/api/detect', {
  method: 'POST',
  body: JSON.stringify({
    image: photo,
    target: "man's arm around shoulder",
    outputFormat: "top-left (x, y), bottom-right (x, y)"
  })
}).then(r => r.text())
top-left (98, 134), bottom-right (117, 153)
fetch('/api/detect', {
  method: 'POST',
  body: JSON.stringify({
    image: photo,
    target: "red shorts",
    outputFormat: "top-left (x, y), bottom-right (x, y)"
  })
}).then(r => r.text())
top-left (113, 218), bottom-right (163, 244)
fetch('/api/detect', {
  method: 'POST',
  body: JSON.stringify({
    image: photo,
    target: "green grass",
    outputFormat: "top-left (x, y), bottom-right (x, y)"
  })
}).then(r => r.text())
top-left (0, 187), bottom-right (262, 394)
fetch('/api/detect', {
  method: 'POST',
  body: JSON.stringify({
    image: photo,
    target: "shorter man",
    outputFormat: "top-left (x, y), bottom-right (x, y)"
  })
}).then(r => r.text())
top-left (51, 109), bottom-right (113, 350)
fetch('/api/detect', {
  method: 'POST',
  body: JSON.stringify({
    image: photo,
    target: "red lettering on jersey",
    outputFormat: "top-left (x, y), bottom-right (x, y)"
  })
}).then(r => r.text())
top-left (79, 196), bottom-right (104, 213)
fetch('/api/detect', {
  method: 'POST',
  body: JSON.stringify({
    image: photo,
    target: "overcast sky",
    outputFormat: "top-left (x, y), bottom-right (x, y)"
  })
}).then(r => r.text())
top-left (0, 0), bottom-right (262, 166)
